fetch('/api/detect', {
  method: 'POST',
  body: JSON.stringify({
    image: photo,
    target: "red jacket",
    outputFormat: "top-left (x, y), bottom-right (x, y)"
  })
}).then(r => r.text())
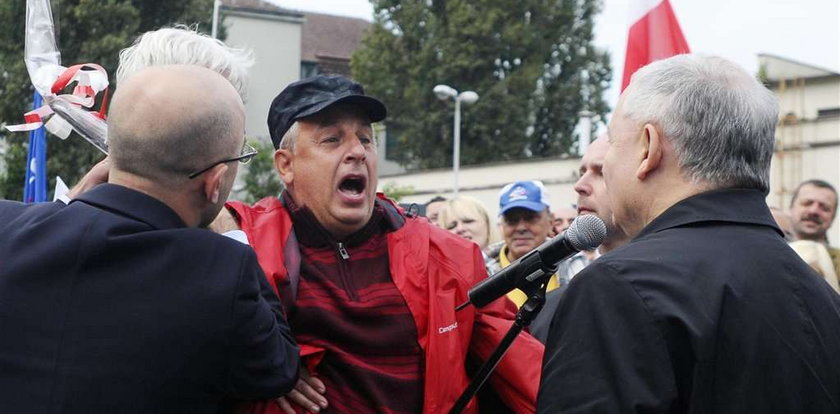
top-left (228, 195), bottom-right (543, 413)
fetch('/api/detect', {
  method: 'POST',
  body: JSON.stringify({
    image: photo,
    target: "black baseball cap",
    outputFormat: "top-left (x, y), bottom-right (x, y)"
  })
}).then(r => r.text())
top-left (267, 75), bottom-right (387, 149)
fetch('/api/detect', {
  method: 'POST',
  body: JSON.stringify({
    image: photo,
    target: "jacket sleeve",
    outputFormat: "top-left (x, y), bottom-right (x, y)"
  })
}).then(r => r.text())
top-left (468, 244), bottom-right (544, 413)
top-left (536, 262), bottom-right (677, 413)
top-left (224, 250), bottom-right (300, 400)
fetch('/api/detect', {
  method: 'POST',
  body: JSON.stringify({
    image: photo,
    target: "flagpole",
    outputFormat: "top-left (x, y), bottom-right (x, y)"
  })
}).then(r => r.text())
top-left (211, 0), bottom-right (221, 39)
top-left (23, 91), bottom-right (48, 203)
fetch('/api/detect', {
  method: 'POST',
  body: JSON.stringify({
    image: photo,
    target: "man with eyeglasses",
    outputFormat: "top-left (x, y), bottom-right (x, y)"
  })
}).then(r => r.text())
top-left (188, 141), bottom-right (258, 179)
top-left (215, 75), bottom-right (543, 414)
top-left (0, 65), bottom-right (300, 413)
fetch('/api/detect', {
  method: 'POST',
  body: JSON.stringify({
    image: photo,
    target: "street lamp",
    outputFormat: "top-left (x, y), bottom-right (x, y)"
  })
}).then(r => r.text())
top-left (578, 110), bottom-right (595, 155)
top-left (433, 84), bottom-right (479, 195)
top-left (211, 0), bottom-right (221, 38)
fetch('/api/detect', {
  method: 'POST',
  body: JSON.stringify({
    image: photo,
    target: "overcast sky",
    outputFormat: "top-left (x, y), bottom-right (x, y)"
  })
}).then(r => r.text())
top-left (268, 0), bottom-right (840, 106)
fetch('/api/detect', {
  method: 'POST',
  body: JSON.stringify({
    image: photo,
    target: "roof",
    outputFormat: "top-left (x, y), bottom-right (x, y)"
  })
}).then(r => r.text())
top-left (759, 53), bottom-right (840, 82)
top-left (221, 0), bottom-right (302, 18)
top-left (301, 12), bottom-right (371, 62)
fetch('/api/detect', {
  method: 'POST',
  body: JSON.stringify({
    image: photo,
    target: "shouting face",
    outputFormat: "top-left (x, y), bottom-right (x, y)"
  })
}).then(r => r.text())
top-left (276, 105), bottom-right (378, 239)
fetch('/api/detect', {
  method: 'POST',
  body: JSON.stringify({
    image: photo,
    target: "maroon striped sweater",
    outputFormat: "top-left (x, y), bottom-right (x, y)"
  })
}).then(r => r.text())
top-left (284, 193), bottom-right (424, 413)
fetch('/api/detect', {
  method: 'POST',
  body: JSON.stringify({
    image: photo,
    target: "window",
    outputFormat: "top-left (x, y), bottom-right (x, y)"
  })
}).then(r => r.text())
top-left (300, 62), bottom-right (319, 79)
top-left (817, 107), bottom-right (840, 119)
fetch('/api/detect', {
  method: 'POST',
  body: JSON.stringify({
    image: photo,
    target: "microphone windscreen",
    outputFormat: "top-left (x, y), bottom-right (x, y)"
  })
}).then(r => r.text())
top-left (566, 214), bottom-right (607, 251)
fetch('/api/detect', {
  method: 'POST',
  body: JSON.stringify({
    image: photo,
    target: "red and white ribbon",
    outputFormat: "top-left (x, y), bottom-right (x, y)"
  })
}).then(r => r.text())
top-left (5, 63), bottom-right (109, 139)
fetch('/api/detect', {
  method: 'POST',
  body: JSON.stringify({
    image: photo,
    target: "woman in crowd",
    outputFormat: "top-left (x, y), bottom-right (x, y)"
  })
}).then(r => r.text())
top-left (437, 195), bottom-right (499, 254)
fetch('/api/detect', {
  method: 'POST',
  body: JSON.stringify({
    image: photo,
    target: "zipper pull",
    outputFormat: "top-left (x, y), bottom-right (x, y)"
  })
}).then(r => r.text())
top-left (337, 242), bottom-right (350, 260)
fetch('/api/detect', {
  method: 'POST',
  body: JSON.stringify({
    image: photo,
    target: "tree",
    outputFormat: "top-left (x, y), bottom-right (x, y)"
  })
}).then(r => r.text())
top-left (380, 181), bottom-right (414, 202)
top-left (240, 139), bottom-right (283, 204)
top-left (351, 0), bottom-right (611, 170)
top-left (0, 0), bottom-right (216, 200)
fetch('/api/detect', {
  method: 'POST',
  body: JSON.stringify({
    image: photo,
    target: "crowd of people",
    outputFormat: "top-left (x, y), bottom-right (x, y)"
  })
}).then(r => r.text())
top-left (0, 26), bottom-right (839, 414)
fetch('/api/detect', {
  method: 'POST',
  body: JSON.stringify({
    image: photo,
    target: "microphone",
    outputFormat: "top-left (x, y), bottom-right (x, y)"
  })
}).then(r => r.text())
top-left (457, 214), bottom-right (606, 310)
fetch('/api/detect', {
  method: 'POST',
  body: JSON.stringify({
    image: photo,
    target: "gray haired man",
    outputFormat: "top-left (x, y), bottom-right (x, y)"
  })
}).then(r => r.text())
top-left (538, 54), bottom-right (840, 412)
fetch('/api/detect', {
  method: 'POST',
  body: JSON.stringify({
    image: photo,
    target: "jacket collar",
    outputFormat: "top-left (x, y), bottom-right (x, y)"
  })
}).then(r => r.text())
top-left (72, 183), bottom-right (187, 230)
top-left (636, 188), bottom-right (783, 239)
top-left (281, 190), bottom-right (403, 248)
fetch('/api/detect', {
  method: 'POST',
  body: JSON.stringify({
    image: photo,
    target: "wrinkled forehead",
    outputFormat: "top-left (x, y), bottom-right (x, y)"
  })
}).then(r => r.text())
top-left (797, 185), bottom-right (839, 208)
top-left (301, 103), bottom-right (372, 130)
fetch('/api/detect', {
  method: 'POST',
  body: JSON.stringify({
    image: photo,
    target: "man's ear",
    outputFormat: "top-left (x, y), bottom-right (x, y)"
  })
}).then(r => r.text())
top-left (202, 163), bottom-right (229, 204)
top-left (274, 149), bottom-right (294, 186)
top-left (636, 123), bottom-right (663, 181)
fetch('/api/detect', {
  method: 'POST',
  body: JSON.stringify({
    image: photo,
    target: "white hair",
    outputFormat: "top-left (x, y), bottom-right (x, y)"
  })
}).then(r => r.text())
top-left (117, 26), bottom-right (254, 100)
top-left (278, 122), bottom-right (300, 151)
top-left (622, 54), bottom-right (778, 193)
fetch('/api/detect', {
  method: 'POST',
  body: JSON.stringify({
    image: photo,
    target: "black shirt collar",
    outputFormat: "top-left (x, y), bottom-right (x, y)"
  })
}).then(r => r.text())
top-left (636, 188), bottom-right (783, 239)
top-left (72, 183), bottom-right (187, 230)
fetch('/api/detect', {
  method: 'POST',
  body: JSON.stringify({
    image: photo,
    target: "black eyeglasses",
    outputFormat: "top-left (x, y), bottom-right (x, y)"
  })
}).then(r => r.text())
top-left (188, 142), bottom-right (258, 179)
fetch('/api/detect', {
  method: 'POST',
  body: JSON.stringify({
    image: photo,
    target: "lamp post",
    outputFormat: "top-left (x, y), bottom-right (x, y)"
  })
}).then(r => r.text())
top-left (578, 110), bottom-right (594, 155)
top-left (211, 0), bottom-right (221, 39)
top-left (433, 84), bottom-right (479, 195)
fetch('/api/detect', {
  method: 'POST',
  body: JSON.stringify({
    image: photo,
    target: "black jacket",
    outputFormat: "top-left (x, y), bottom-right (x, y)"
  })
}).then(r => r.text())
top-left (537, 188), bottom-right (840, 413)
top-left (0, 184), bottom-right (299, 414)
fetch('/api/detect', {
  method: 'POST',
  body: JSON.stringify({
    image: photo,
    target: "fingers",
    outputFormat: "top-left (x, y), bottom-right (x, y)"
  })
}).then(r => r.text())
top-left (286, 389), bottom-right (321, 413)
top-left (287, 378), bottom-right (328, 412)
top-left (276, 366), bottom-right (328, 413)
top-left (276, 396), bottom-right (297, 414)
top-left (304, 375), bottom-right (326, 394)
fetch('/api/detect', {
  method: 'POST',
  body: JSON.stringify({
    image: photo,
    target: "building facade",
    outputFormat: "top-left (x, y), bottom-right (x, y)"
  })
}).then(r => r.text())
top-left (222, 0), bottom-right (304, 141)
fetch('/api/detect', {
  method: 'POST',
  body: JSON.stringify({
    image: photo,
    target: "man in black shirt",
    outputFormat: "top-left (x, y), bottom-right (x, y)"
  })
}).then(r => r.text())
top-left (537, 54), bottom-right (840, 413)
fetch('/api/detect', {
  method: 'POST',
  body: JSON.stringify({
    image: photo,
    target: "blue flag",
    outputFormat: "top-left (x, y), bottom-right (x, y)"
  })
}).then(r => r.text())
top-left (23, 92), bottom-right (48, 203)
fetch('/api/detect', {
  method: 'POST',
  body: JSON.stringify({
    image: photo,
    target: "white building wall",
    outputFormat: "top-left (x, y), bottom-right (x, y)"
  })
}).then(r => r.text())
top-left (224, 11), bottom-right (303, 142)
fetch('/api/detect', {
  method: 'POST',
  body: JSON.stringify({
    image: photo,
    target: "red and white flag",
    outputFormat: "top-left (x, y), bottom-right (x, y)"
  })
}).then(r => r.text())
top-left (621, 0), bottom-right (690, 91)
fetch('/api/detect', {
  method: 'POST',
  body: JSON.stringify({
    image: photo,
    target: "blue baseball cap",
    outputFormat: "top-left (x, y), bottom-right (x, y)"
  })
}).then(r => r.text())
top-left (498, 180), bottom-right (551, 215)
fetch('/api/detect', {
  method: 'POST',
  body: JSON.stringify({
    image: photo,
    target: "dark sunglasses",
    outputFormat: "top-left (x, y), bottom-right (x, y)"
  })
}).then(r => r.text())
top-left (188, 142), bottom-right (258, 179)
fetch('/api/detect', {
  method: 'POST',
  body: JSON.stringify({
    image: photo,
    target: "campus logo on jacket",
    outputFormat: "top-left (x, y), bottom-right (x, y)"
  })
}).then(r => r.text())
top-left (438, 322), bottom-right (458, 334)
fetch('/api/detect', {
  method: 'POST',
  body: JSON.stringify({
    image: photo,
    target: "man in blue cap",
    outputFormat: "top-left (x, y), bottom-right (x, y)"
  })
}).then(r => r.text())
top-left (215, 75), bottom-right (543, 414)
top-left (485, 180), bottom-right (555, 308)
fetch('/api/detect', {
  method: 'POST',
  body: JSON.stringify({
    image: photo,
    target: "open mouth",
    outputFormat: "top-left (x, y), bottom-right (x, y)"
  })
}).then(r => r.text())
top-left (338, 174), bottom-right (367, 197)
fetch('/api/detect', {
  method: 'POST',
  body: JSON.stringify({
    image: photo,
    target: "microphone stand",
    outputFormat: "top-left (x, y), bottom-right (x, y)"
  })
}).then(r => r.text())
top-left (448, 263), bottom-right (557, 414)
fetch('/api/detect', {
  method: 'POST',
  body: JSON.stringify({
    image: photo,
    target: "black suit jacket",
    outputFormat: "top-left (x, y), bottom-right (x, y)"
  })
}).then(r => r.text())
top-left (537, 189), bottom-right (840, 413)
top-left (0, 184), bottom-right (299, 414)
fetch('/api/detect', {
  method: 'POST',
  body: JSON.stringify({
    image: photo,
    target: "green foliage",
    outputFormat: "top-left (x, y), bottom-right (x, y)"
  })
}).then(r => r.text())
top-left (0, 0), bottom-right (216, 200)
top-left (240, 139), bottom-right (283, 204)
top-left (380, 181), bottom-right (414, 202)
top-left (351, 0), bottom-right (611, 169)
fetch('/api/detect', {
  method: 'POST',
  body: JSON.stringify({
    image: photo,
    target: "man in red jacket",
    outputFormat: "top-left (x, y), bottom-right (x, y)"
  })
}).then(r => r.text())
top-left (215, 75), bottom-right (543, 414)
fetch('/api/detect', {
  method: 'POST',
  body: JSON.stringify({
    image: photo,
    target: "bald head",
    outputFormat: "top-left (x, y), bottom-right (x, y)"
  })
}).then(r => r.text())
top-left (108, 65), bottom-right (245, 184)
